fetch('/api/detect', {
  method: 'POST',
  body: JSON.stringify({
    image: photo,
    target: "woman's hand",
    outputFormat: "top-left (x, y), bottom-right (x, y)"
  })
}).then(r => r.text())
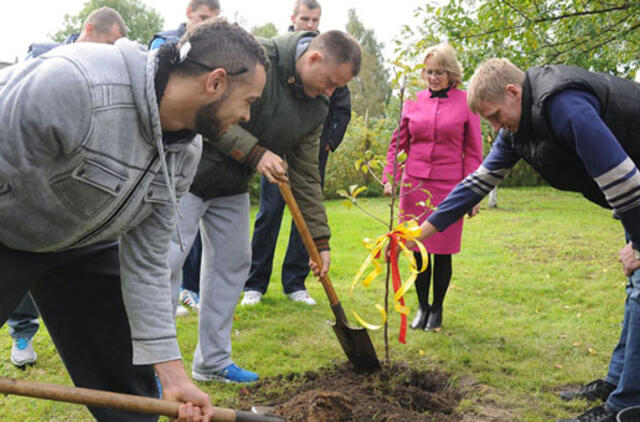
top-left (383, 182), bottom-right (393, 196)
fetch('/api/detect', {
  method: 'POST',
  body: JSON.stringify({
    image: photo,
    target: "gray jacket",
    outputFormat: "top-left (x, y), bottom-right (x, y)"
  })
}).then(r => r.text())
top-left (0, 40), bottom-right (201, 365)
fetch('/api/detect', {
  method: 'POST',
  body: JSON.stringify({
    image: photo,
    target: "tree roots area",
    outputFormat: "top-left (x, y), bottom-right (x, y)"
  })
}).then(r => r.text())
top-left (237, 362), bottom-right (465, 421)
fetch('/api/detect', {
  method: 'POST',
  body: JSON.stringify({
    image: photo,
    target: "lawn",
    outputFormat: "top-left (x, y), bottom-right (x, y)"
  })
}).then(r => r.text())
top-left (0, 187), bottom-right (626, 421)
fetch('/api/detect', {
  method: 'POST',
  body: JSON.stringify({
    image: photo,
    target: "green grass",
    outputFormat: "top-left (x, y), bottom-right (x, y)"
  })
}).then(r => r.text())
top-left (0, 187), bottom-right (626, 421)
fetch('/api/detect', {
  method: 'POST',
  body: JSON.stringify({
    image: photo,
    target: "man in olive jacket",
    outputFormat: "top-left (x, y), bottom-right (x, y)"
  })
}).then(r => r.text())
top-left (167, 29), bottom-right (361, 382)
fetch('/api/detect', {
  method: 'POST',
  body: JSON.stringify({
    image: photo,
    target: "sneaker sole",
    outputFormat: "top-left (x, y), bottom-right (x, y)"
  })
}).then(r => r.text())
top-left (192, 371), bottom-right (258, 383)
top-left (11, 357), bottom-right (36, 367)
top-left (193, 371), bottom-right (250, 383)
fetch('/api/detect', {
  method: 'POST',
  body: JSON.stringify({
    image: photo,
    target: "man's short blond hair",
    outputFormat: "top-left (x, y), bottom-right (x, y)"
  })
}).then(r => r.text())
top-left (468, 58), bottom-right (525, 113)
top-left (421, 43), bottom-right (463, 87)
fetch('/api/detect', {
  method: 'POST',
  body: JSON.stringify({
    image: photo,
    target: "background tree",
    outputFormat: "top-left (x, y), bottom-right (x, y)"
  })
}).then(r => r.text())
top-left (52, 0), bottom-right (163, 45)
top-left (346, 9), bottom-right (392, 119)
top-left (404, 0), bottom-right (640, 81)
top-left (251, 22), bottom-right (279, 38)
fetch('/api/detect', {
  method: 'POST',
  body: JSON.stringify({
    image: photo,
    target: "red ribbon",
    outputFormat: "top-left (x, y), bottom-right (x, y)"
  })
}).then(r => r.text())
top-left (388, 233), bottom-right (407, 343)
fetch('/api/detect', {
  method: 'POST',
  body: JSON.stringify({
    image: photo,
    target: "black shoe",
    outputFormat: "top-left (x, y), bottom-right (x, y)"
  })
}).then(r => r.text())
top-left (617, 406), bottom-right (640, 422)
top-left (410, 306), bottom-right (430, 330)
top-left (559, 379), bottom-right (616, 402)
top-left (556, 404), bottom-right (617, 422)
top-left (425, 307), bottom-right (442, 331)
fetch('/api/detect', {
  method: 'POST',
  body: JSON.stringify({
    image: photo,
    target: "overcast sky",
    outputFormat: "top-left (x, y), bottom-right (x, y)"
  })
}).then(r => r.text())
top-left (0, 0), bottom-right (425, 64)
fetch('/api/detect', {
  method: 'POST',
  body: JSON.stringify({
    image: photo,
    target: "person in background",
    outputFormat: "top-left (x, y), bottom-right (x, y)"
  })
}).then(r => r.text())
top-left (241, 0), bottom-right (352, 307)
top-left (149, 0), bottom-right (220, 49)
top-left (8, 6), bottom-right (127, 369)
top-left (287, 0), bottom-right (321, 32)
top-left (408, 58), bottom-right (640, 422)
top-left (149, 0), bottom-right (221, 317)
top-left (382, 43), bottom-right (482, 332)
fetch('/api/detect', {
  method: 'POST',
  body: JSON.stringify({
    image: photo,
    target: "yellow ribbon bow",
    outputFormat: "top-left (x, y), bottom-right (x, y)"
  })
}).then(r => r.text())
top-left (350, 220), bottom-right (428, 338)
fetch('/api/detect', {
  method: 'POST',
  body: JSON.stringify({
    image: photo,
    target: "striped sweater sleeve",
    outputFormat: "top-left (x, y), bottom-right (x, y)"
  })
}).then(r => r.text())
top-left (427, 133), bottom-right (518, 231)
top-left (546, 90), bottom-right (640, 247)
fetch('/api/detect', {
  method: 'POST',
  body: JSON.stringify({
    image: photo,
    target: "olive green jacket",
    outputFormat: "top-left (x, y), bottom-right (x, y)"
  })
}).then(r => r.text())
top-left (189, 31), bottom-right (330, 249)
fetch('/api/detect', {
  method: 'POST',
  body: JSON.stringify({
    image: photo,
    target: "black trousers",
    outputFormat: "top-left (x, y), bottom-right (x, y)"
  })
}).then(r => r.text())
top-left (0, 240), bottom-right (158, 421)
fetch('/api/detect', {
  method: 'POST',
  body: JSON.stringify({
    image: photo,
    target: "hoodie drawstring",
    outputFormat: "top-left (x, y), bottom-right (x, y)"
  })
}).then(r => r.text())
top-left (155, 137), bottom-right (184, 252)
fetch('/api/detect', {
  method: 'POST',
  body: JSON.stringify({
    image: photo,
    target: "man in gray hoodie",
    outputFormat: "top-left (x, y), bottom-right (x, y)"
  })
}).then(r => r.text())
top-left (0, 19), bottom-right (268, 422)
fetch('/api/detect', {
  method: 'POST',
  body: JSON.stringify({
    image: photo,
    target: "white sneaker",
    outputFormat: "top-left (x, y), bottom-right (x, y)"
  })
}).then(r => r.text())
top-left (240, 290), bottom-right (262, 306)
top-left (287, 290), bottom-right (317, 306)
top-left (175, 305), bottom-right (189, 317)
top-left (11, 338), bottom-right (37, 367)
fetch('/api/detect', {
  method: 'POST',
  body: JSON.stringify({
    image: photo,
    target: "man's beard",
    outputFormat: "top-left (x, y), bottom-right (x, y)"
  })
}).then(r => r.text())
top-left (194, 94), bottom-right (228, 140)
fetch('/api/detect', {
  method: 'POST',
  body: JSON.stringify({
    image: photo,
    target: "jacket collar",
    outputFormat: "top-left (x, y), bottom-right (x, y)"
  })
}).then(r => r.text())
top-left (270, 31), bottom-right (319, 99)
top-left (511, 75), bottom-right (534, 144)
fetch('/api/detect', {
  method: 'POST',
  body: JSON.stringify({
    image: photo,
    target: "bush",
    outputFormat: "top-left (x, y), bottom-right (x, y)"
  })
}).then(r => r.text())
top-left (324, 113), bottom-right (397, 199)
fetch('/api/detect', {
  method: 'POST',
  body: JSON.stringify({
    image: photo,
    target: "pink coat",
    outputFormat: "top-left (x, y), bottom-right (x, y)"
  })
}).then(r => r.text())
top-left (383, 88), bottom-right (483, 254)
top-left (383, 88), bottom-right (482, 184)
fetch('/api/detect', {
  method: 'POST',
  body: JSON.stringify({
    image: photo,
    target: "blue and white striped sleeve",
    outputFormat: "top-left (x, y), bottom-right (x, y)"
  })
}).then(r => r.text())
top-left (546, 90), bottom-right (640, 247)
top-left (427, 132), bottom-right (519, 232)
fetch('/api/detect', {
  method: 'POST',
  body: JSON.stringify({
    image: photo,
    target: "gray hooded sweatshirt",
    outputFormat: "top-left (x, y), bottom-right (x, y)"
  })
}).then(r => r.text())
top-left (0, 39), bottom-right (201, 365)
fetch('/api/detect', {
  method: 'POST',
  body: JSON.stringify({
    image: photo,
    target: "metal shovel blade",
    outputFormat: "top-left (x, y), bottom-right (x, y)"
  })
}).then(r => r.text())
top-left (330, 303), bottom-right (381, 372)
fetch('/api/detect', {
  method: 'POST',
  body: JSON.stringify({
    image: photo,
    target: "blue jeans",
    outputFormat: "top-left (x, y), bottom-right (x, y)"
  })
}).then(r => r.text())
top-left (245, 176), bottom-right (309, 295)
top-left (606, 259), bottom-right (640, 411)
top-left (181, 231), bottom-right (201, 293)
top-left (605, 247), bottom-right (640, 412)
top-left (7, 294), bottom-right (40, 340)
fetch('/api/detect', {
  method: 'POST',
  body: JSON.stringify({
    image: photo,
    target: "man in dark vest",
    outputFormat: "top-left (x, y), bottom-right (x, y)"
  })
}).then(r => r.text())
top-left (8, 6), bottom-right (127, 369)
top-left (149, 0), bottom-right (220, 317)
top-left (406, 58), bottom-right (640, 422)
top-left (166, 29), bottom-right (361, 383)
top-left (242, 0), bottom-right (352, 307)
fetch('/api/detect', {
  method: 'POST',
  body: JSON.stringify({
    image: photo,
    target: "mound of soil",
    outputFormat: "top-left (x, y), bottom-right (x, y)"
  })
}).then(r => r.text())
top-left (237, 362), bottom-right (463, 421)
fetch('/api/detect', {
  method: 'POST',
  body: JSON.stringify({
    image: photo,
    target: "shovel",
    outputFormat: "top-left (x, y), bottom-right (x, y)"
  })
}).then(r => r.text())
top-left (278, 182), bottom-right (381, 372)
top-left (0, 376), bottom-right (284, 422)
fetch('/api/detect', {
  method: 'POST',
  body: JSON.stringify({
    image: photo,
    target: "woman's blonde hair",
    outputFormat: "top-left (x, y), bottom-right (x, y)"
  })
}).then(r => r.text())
top-left (467, 58), bottom-right (525, 113)
top-left (421, 43), bottom-right (463, 87)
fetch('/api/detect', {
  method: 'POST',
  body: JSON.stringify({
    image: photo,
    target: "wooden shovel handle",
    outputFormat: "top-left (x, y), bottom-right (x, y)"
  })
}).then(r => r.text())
top-left (0, 376), bottom-right (256, 422)
top-left (278, 182), bottom-right (340, 306)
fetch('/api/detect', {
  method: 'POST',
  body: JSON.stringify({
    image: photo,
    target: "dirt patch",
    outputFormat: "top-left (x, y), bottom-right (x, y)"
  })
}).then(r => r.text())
top-left (237, 362), bottom-right (463, 421)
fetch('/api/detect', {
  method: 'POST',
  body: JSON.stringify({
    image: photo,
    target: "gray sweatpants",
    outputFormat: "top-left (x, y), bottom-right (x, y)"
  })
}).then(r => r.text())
top-left (168, 192), bottom-right (250, 373)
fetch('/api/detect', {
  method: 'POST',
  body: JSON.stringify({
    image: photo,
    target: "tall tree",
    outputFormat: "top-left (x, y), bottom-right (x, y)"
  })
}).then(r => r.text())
top-left (346, 9), bottom-right (392, 119)
top-left (52, 0), bottom-right (163, 45)
top-left (404, 0), bottom-right (640, 80)
top-left (252, 23), bottom-right (279, 38)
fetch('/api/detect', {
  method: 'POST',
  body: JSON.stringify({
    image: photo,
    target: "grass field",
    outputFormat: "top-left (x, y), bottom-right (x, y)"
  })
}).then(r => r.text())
top-left (0, 187), bottom-right (626, 421)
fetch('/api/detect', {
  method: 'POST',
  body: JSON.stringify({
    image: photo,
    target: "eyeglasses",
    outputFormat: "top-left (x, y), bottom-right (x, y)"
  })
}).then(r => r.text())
top-left (184, 56), bottom-right (248, 76)
top-left (424, 69), bottom-right (447, 78)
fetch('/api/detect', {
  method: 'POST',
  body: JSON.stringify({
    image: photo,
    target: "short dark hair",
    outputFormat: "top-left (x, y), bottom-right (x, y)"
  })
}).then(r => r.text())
top-left (173, 18), bottom-right (270, 79)
top-left (293, 0), bottom-right (321, 15)
top-left (309, 30), bottom-right (361, 76)
top-left (83, 7), bottom-right (127, 38)
top-left (189, 0), bottom-right (221, 11)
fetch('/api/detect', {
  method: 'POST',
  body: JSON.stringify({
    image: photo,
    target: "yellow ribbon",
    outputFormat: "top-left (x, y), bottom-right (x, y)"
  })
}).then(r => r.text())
top-left (350, 220), bottom-right (428, 330)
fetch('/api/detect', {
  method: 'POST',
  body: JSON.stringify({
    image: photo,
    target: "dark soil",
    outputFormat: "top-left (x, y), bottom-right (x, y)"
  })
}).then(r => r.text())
top-left (237, 362), bottom-right (463, 421)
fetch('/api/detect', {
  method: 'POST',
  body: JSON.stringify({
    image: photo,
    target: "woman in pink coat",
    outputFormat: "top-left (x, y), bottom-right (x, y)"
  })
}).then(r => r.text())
top-left (383, 43), bottom-right (483, 331)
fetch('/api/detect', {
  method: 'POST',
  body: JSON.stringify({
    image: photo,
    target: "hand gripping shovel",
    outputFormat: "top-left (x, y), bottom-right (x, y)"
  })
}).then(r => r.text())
top-left (278, 182), bottom-right (380, 372)
top-left (0, 376), bottom-right (284, 422)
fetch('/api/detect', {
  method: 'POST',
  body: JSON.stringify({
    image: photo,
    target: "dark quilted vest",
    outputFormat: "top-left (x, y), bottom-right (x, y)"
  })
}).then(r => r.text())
top-left (509, 65), bottom-right (640, 208)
